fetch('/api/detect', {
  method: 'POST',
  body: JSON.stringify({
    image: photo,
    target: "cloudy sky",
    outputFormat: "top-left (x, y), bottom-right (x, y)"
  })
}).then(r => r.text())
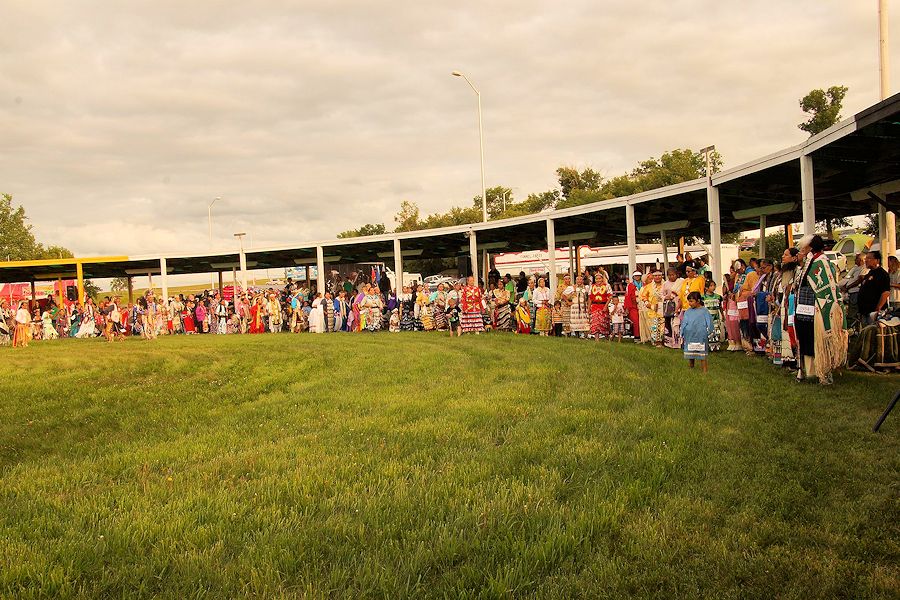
top-left (1, 1), bottom-right (896, 258)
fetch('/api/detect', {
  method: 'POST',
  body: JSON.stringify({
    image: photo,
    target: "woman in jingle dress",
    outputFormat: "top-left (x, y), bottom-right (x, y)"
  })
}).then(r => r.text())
top-left (569, 275), bottom-right (590, 338)
top-left (431, 283), bottom-right (448, 330)
top-left (491, 280), bottom-right (512, 331)
top-left (555, 274), bottom-right (573, 335)
top-left (399, 285), bottom-right (416, 331)
top-left (661, 267), bottom-right (685, 349)
top-left (364, 287), bottom-right (384, 332)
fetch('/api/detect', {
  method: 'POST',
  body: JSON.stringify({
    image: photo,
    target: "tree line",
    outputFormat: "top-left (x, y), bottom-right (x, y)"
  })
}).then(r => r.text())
top-left (0, 193), bottom-right (73, 261)
top-left (338, 147), bottom-right (725, 239)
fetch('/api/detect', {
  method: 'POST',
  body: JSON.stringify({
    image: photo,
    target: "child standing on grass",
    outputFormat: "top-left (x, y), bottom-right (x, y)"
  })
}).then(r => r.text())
top-left (446, 298), bottom-right (461, 337)
top-left (608, 295), bottom-right (624, 342)
top-left (515, 298), bottom-right (531, 334)
top-left (680, 291), bottom-right (714, 373)
top-left (702, 279), bottom-right (724, 352)
top-left (551, 300), bottom-right (564, 337)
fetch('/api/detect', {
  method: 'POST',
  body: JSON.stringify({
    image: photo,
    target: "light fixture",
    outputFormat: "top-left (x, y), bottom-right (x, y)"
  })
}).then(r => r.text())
top-left (732, 202), bottom-right (797, 220)
top-left (554, 231), bottom-right (598, 243)
top-left (294, 256), bottom-right (341, 265)
top-left (637, 220), bottom-right (690, 234)
top-left (458, 241), bottom-right (509, 251)
top-left (376, 249), bottom-right (424, 258)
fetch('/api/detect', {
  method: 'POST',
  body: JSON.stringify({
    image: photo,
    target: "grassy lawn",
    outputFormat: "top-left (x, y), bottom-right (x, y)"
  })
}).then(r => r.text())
top-left (1, 333), bottom-right (898, 599)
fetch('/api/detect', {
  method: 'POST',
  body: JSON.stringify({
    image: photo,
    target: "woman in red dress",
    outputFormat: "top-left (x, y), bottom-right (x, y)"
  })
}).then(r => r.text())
top-left (623, 271), bottom-right (642, 341)
top-left (249, 296), bottom-right (266, 334)
top-left (589, 273), bottom-right (613, 341)
top-left (460, 276), bottom-right (484, 334)
top-left (183, 301), bottom-right (196, 334)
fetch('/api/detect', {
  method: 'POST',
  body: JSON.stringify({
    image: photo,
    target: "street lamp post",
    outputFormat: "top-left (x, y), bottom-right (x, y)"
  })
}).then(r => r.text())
top-left (878, 0), bottom-right (896, 256)
top-left (452, 71), bottom-right (488, 223)
top-left (234, 232), bottom-right (248, 296)
top-left (209, 197), bottom-right (220, 289)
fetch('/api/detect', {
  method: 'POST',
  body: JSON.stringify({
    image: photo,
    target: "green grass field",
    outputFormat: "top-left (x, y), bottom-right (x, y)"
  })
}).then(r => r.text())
top-left (1, 333), bottom-right (898, 599)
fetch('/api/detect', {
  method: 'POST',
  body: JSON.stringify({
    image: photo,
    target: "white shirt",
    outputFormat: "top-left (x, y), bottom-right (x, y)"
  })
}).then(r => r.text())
top-left (533, 287), bottom-right (552, 307)
top-left (608, 303), bottom-right (625, 323)
top-left (15, 308), bottom-right (30, 325)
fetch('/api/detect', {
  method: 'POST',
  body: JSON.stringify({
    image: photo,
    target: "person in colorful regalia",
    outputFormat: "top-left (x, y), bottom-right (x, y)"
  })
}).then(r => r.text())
top-left (569, 275), bottom-right (590, 338)
top-left (661, 267), bottom-right (685, 349)
top-left (702, 279), bottom-right (724, 352)
top-left (460, 276), bottom-right (484, 334)
top-left (639, 271), bottom-right (664, 346)
top-left (13, 301), bottom-right (31, 347)
top-left (768, 247), bottom-right (800, 366)
top-left (589, 273), bottom-right (613, 341)
top-left (623, 271), bottom-right (644, 342)
top-left (414, 284), bottom-right (431, 331)
top-left (515, 298), bottom-right (531, 334)
top-left (794, 235), bottom-right (847, 385)
top-left (491, 281), bottom-right (512, 331)
top-left (431, 283), bottom-right (448, 330)
top-left (249, 296), bottom-right (266, 334)
top-left (532, 277), bottom-right (552, 336)
top-left (555, 274), bottom-right (573, 335)
top-left (364, 286), bottom-right (384, 332)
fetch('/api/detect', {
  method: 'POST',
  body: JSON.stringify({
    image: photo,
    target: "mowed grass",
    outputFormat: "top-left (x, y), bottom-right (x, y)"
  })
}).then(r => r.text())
top-left (1, 333), bottom-right (898, 599)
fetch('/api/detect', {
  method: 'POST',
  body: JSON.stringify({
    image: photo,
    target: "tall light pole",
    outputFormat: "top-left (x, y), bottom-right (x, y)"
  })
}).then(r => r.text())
top-left (878, 1), bottom-right (896, 256)
top-left (208, 197), bottom-right (220, 289)
top-left (234, 232), bottom-right (248, 296)
top-left (880, 0), bottom-right (891, 100)
top-left (452, 71), bottom-right (488, 223)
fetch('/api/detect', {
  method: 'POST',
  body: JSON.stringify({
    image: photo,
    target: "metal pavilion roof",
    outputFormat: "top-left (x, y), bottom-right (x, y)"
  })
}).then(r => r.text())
top-left (1, 92), bottom-right (898, 285)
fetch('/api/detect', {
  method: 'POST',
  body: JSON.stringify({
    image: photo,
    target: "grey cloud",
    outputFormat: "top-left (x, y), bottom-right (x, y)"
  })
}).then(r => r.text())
top-left (0, 1), bottom-right (895, 257)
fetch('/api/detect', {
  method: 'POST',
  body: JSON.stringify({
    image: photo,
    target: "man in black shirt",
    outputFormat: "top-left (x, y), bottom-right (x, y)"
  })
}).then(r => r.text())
top-left (857, 251), bottom-right (891, 325)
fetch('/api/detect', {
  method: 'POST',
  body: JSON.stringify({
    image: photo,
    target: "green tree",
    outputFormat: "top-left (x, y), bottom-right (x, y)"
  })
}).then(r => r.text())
top-left (83, 279), bottom-right (101, 300)
top-left (393, 201), bottom-right (422, 232)
top-left (35, 244), bottom-right (74, 259)
top-left (110, 277), bottom-right (129, 292)
top-left (555, 149), bottom-right (723, 210)
top-left (749, 231), bottom-right (788, 262)
top-left (798, 85), bottom-right (848, 136)
top-left (337, 223), bottom-right (387, 239)
top-left (863, 213), bottom-right (878, 236)
top-left (556, 167), bottom-right (603, 200)
top-left (421, 205), bottom-right (481, 229)
top-left (473, 186), bottom-right (514, 220)
top-left (1, 193), bottom-right (73, 261)
top-left (1, 193), bottom-right (40, 260)
top-left (816, 217), bottom-right (852, 240)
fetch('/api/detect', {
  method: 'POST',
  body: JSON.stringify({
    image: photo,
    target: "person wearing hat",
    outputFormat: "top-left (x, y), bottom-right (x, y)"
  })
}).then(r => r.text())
top-left (624, 270), bottom-right (643, 342)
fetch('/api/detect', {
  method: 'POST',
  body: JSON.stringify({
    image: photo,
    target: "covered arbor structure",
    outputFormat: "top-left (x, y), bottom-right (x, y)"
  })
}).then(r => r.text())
top-left (2, 93), bottom-right (899, 304)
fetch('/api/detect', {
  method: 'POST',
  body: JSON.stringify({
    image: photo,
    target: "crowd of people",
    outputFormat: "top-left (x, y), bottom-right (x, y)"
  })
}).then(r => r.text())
top-left (3, 235), bottom-right (896, 384)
